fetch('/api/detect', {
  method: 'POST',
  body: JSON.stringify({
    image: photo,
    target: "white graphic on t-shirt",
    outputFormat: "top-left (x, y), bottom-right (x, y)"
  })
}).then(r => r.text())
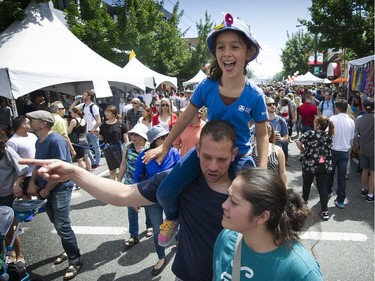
top-left (238, 105), bottom-right (251, 114)
top-left (221, 266), bottom-right (254, 280)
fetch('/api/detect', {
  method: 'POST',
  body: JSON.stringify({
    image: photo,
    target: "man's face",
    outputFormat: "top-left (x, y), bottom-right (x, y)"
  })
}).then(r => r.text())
top-left (29, 119), bottom-right (44, 135)
top-left (131, 99), bottom-right (140, 108)
top-left (324, 92), bottom-right (331, 100)
top-left (82, 92), bottom-right (89, 102)
top-left (279, 90), bottom-right (286, 98)
top-left (266, 98), bottom-right (277, 114)
top-left (196, 135), bottom-right (237, 184)
top-left (22, 118), bottom-right (32, 132)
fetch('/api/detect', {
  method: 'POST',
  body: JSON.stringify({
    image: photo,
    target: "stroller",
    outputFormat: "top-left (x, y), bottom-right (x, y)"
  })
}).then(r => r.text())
top-left (0, 199), bottom-right (47, 281)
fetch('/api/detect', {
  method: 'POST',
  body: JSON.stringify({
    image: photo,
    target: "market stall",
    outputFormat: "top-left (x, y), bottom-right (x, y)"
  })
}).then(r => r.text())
top-left (348, 55), bottom-right (374, 96)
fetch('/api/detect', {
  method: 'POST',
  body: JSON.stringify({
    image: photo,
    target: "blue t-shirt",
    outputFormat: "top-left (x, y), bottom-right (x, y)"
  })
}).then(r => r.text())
top-left (190, 78), bottom-right (268, 155)
top-left (35, 132), bottom-right (72, 188)
top-left (268, 116), bottom-right (288, 147)
top-left (213, 229), bottom-right (323, 281)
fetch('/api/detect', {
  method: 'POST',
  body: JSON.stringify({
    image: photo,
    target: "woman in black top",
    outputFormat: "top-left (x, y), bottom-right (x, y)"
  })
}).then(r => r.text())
top-left (68, 106), bottom-right (91, 171)
top-left (98, 105), bottom-right (128, 180)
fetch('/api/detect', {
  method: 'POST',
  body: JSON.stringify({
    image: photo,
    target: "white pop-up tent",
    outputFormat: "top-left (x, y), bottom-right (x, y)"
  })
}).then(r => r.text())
top-left (122, 57), bottom-right (178, 89)
top-left (182, 70), bottom-right (207, 87)
top-left (0, 1), bottom-right (145, 104)
top-left (293, 71), bottom-right (324, 85)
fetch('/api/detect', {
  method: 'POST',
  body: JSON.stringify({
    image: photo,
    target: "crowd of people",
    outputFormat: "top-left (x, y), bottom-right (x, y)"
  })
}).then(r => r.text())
top-left (0, 13), bottom-right (373, 281)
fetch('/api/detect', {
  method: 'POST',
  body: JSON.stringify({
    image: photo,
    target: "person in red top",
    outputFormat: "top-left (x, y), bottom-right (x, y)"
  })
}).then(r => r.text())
top-left (152, 98), bottom-right (177, 131)
top-left (299, 91), bottom-right (318, 133)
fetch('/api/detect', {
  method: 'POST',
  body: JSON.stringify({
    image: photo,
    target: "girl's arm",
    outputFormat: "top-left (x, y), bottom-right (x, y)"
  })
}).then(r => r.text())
top-left (255, 121), bottom-right (269, 169)
top-left (143, 104), bottom-right (199, 164)
top-left (296, 140), bottom-right (305, 154)
top-left (275, 145), bottom-right (288, 187)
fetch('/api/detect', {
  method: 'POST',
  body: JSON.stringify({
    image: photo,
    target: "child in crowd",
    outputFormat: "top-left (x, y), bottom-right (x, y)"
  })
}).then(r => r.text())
top-left (142, 13), bottom-right (269, 247)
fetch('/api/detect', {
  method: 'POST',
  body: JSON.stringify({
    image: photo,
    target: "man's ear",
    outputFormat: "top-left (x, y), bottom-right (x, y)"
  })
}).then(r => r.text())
top-left (196, 143), bottom-right (201, 158)
top-left (231, 147), bottom-right (239, 161)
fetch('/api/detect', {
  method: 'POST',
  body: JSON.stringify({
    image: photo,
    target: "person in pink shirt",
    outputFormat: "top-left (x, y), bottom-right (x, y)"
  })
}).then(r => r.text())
top-left (173, 109), bottom-right (206, 157)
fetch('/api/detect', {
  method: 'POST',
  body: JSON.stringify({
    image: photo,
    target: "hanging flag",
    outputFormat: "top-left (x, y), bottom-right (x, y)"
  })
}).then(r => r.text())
top-left (129, 50), bottom-right (136, 60)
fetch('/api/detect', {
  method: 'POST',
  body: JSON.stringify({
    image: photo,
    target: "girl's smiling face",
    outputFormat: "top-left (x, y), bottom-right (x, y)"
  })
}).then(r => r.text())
top-left (215, 30), bottom-right (255, 77)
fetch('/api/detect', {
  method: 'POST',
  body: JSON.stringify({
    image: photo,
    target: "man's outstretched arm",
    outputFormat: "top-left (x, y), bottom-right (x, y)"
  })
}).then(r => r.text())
top-left (19, 159), bottom-right (154, 207)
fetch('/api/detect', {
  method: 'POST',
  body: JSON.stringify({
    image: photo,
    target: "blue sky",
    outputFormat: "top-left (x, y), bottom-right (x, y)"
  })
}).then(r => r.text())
top-left (163, 0), bottom-right (312, 78)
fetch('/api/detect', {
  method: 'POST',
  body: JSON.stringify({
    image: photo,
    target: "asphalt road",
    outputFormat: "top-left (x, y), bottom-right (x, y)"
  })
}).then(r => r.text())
top-left (19, 140), bottom-right (374, 281)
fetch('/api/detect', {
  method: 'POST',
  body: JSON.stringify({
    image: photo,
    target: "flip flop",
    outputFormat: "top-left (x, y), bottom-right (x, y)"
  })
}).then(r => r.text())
top-left (63, 262), bottom-right (82, 280)
top-left (54, 252), bottom-right (68, 265)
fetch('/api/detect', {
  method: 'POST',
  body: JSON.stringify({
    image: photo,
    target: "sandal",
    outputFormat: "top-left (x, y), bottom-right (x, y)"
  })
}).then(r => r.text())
top-left (146, 228), bottom-right (154, 238)
top-left (63, 262), bottom-right (82, 280)
top-left (54, 252), bottom-right (68, 265)
top-left (124, 237), bottom-right (139, 248)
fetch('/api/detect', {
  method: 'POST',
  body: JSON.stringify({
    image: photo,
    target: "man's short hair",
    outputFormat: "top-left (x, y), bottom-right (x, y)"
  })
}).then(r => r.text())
top-left (13, 115), bottom-right (28, 131)
top-left (199, 120), bottom-right (236, 149)
top-left (304, 91), bottom-right (312, 99)
top-left (85, 90), bottom-right (96, 100)
top-left (335, 99), bottom-right (348, 113)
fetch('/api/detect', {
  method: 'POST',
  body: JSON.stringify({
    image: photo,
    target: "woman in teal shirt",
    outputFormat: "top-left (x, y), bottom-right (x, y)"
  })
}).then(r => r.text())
top-left (213, 168), bottom-right (323, 281)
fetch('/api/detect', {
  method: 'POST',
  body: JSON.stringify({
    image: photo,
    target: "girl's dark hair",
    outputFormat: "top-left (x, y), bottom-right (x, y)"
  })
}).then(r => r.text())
top-left (314, 115), bottom-right (334, 137)
top-left (207, 31), bottom-right (256, 80)
top-left (237, 168), bottom-right (315, 247)
top-left (0, 141), bottom-right (6, 159)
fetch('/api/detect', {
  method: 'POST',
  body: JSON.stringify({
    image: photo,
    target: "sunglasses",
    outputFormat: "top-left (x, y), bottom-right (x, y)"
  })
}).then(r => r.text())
top-left (132, 102), bottom-right (139, 105)
top-left (161, 104), bottom-right (169, 107)
top-left (57, 107), bottom-right (65, 110)
top-left (267, 103), bottom-right (276, 107)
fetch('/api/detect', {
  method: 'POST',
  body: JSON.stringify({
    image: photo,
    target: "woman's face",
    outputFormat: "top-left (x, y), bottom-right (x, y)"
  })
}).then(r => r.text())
top-left (104, 110), bottom-right (114, 119)
top-left (160, 101), bottom-right (169, 112)
top-left (222, 177), bottom-right (254, 233)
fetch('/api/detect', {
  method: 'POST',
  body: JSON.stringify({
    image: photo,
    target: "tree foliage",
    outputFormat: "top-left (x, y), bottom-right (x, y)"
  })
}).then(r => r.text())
top-left (299, 0), bottom-right (374, 59)
top-left (0, 0), bottom-right (48, 33)
top-left (281, 30), bottom-right (314, 78)
top-left (65, 0), bottom-right (119, 64)
top-left (179, 11), bottom-right (214, 80)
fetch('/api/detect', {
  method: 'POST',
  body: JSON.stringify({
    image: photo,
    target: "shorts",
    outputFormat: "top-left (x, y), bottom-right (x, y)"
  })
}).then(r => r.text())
top-left (0, 194), bottom-right (14, 207)
top-left (360, 154), bottom-right (374, 171)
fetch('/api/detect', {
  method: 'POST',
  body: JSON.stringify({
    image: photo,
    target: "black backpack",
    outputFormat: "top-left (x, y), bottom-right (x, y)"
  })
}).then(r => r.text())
top-left (82, 103), bottom-right (105, 122)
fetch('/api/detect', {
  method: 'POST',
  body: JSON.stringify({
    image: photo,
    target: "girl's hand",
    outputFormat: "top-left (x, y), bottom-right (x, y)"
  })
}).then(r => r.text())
top-left (142, 144), bottom-right (168, 165)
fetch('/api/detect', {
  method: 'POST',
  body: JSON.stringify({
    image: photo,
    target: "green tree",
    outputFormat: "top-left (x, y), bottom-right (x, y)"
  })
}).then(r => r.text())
top-left (0, 0), bottom-right (49, 33)
top-left (180, 11), bottom-right (214, 80)
top-left (299, 0), bottom-right (374, 58)
top-left (116, 0), bottom-right (190, 79)
top-left (65, 0), bottom-right (119, 64)
top-left (281, 30), bottom-right (314, 78)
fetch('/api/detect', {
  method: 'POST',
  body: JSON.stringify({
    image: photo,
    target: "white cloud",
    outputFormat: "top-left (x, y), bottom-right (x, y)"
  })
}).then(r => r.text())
top-left (249, 42), bottom-right (283, 78)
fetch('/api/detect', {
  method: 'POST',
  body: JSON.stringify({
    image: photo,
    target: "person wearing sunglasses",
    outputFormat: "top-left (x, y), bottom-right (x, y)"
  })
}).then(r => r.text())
top-left (151, 98), bottom-right (177, 131)
top-left (265, 97), bottom-right (289, 164)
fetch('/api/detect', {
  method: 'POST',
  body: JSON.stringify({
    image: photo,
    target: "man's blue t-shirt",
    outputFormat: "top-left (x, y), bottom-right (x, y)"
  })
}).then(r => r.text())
top-left (35, 132), bottom-right (72, 188)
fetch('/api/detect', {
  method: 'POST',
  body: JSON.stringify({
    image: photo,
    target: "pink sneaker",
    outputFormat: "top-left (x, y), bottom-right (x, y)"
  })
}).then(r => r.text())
top-left (158, 219), bottom-right (179, 247)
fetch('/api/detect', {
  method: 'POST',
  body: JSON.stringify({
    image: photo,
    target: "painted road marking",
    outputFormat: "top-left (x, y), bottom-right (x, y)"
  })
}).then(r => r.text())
top-left (301, 231), bottom-right (368, 242)
top-left (52, 226), bottom-right (128, 235)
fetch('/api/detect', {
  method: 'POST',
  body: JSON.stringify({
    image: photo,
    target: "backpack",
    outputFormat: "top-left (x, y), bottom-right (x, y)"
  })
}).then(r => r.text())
top-left (320, 100), bottom-right (335, 114)
top-left (82, 103), bottom-right (104, 122)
